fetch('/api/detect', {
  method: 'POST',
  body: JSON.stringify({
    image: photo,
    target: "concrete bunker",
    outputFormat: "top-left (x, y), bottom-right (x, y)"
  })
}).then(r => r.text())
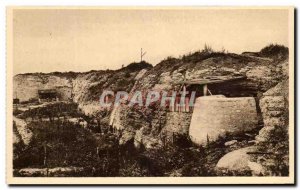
top-left (189, 95), bottom-right (258, 146)
top-left (38, 89), bottom-right (58, 103)
top-left (175, 75), bottom-right (259, 146)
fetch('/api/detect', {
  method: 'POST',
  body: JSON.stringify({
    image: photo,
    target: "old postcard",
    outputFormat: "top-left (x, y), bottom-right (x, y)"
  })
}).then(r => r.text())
top-left (6, 7), bottom-right (294, 184)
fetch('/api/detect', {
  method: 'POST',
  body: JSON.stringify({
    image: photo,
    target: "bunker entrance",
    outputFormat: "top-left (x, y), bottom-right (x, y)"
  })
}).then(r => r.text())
top-left (38, 89), bottom-right (58, 103)
top-left (177, 75), bottom-right (264, 127)
top-left (178, 75), bottom-right (252, 99)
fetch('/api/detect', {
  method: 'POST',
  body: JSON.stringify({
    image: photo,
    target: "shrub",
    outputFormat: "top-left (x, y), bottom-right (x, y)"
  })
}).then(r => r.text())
top-left (259, 44), bottom-right (289, 60)
top-left (181, 44), bottom-right (226, 63)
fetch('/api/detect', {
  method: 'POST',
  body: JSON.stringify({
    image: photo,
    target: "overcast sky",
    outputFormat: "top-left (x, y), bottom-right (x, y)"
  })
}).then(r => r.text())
top-left (13, 8), bottom-right (290, 75)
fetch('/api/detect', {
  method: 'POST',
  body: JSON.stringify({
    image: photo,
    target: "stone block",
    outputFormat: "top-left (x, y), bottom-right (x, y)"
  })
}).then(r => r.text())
top-left (216, 146), bottom-right (265, 175)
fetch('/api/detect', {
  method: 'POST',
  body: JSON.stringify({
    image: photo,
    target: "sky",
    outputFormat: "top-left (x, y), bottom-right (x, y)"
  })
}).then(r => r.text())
top-left (12, 8), bottom-right (290, 75)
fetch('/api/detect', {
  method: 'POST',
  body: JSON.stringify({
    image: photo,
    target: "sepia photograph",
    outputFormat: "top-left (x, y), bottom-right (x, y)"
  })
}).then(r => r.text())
top-left (6, 7), bottom-right (294, 184)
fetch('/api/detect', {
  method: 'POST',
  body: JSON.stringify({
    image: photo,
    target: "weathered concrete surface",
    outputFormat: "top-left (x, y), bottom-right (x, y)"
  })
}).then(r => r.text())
top-left (189, 95), bottom-right (258, 146)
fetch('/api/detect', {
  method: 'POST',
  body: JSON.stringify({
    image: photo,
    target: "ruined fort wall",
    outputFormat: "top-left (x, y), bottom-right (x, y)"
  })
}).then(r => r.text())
top-left (256, 80), bottom-right (289, 143)
top-left (13, 74), bottom-right (72, 102)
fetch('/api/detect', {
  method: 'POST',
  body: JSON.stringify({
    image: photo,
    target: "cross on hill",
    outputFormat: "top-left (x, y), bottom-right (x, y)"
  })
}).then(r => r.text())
top-left (141, 48), bottom-right (146, 62)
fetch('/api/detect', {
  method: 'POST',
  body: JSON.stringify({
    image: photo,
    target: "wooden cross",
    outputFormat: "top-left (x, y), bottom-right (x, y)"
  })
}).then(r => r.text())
top-left (141, 48), bottom-right (146, 62)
